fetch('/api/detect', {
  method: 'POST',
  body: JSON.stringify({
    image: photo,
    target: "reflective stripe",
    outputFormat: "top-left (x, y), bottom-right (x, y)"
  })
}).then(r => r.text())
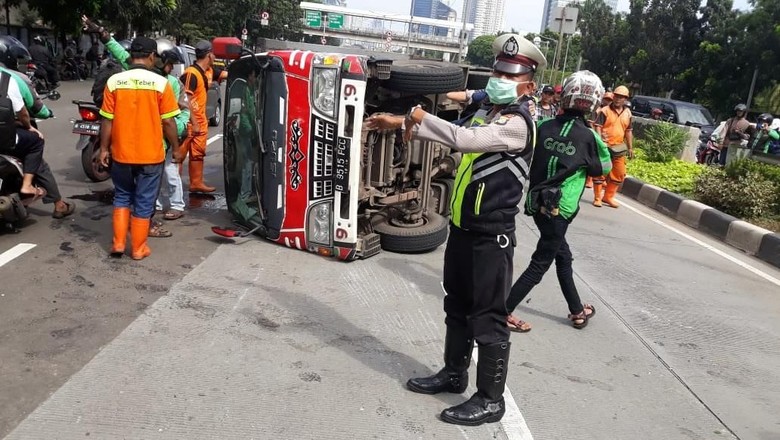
top-left (475, 182), bottom-right (485, 215)
top-left (471, 158), bottom-right (527, 182)
top-left (450, 154), bottom-right (476, 227)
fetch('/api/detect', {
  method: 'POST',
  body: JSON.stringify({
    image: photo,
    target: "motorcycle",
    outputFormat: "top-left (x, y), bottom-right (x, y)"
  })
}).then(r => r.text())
top-left (61, 55), bottom-right (88, 81)
top-left (696, 134), bottom-right (721, 165)
top-left (25, 61), bottom-right (60, 97)
top-left (72, 100), bottom-right (109, 182)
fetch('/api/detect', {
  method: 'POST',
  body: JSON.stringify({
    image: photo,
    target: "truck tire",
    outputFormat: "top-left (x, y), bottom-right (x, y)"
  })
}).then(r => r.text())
top-left (373, 212), bottom-right (448, 253)
top-left (384, 62), bottom-right (465, 95)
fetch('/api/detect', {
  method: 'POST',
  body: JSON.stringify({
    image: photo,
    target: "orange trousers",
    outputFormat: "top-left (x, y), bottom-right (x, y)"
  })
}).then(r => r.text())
top-left (180, 116), bottom-right (209, 161)
top-left (606, 155), bottom-right (627, 184)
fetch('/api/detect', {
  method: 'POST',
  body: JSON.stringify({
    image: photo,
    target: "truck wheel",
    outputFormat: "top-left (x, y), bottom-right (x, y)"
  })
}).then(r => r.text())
top-left (81, 139), bottom-right (110, 182)
top-left (373, 212), bottom-right (448, 253)
top-left (384, 62), bottom-right (465, 95)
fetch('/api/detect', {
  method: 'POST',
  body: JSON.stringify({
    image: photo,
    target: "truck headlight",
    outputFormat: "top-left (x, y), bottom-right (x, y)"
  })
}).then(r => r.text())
top-left (312, 67), bottom-right (337, 118)
top-left (307, 202), bottom-right (332, 245)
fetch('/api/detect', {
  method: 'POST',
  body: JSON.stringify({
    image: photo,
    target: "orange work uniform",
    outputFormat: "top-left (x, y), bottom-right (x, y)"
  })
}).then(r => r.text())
top-left (593, 105), bottom-right (632, 207)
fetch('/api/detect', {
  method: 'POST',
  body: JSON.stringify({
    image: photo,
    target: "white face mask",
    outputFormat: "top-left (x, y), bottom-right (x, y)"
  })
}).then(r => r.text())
top-left (485, 77), bottom-right (531, 104)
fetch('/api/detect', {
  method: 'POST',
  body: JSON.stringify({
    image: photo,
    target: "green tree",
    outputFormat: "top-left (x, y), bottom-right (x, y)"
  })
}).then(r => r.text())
top-left (466, 34), bottom-right (495, 67)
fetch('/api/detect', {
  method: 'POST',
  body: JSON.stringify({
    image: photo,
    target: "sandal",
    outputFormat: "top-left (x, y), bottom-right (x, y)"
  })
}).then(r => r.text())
top-left (52, 201), bottom-right (75, 219)
top-left (507, 314), bottom-right (532, 333)
top-left (148, 220), bottom-right (172, 238)
top-left (163, 209), bottom-right (184, 220)
top-left (569, 304), bottom-right (596, 329)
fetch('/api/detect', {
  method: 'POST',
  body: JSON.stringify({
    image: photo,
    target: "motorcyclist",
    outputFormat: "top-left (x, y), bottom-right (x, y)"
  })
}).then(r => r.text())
top-left (0, 36), bottom-right (74, 218)
top-left (719, 103), bottom-right (750, 166)
top-left (28, 36), bottom-right (59, 87)
top-left (748, 113), bottom-right (780, 154)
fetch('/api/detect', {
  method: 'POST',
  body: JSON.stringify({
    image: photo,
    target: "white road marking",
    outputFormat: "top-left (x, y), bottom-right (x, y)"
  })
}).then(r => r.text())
top-left (0, 243), bottom-right (36, 268)
top-left (441, 282), bottom-right (534, 439)
top-left (206, 134), bottom-right (223, 145)
top-left (620, 197), bottom-right (780, 287)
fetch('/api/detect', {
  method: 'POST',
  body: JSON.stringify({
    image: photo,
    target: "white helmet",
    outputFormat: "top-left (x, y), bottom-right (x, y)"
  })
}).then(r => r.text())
top-left (560, 70), bottom-right (605, 113)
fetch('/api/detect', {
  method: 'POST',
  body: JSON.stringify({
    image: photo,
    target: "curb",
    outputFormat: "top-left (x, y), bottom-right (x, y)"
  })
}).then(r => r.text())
top-left (619, 176), bottom-right (779, 269)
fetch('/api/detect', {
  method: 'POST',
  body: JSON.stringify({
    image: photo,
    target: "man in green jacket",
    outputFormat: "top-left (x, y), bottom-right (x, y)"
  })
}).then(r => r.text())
top-left (0, 36), bottom-right (74, 218)
top-left (505, 70), bottom-right (612, 333)
top-left (749, 113), bottom-right (780, 154)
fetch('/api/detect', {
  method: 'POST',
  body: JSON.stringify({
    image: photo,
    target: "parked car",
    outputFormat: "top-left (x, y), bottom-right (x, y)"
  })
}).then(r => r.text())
top-left (210, 37), bottom-right (473, 260)
top-left (171, 44), bottom-right (223, 126)
top-left (630, 95), bottom-right (716, 138)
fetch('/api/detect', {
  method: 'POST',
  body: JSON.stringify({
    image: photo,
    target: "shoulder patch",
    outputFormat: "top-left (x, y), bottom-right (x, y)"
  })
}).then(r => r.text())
top-left (494, 114), bottom-right (515, 126)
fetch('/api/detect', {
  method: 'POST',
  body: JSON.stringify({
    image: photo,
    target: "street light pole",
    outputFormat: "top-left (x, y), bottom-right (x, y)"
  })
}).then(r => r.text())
top-left (407, 0), bottom-right (415, 54)
top-left (457, 0), bottom-right (470, 64)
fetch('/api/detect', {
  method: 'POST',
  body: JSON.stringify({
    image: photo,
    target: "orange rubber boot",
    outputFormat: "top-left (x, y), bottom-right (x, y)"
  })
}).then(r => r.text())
top-left (188, 159), bottom-right (215, 193)
top-left (592, 183), bottom-right (603, 207)
top-left (130, 216), bottom-right (152, 260)
top-left (111, 207), bottom-right (131, 257)
top-left (602, 182), bottom-right (621, 208)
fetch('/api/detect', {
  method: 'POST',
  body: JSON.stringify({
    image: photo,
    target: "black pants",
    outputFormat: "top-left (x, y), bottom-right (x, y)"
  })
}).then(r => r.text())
top-left (443, 226), bottom-right (515, 346)
top-left (34, 160), bottom-right (61, 204)
top-left (506, 213), bottom-right (583, 315)
top-left (41, 63), bottom-right (59, 85)
top-left (4, 129), bottom-right (45, 175)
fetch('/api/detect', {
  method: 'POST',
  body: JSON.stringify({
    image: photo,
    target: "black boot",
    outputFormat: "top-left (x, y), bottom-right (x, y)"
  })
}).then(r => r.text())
top-left (440, 341), bottom-right (510, 426)
top-left (407, 326), bottom-right (473, 394)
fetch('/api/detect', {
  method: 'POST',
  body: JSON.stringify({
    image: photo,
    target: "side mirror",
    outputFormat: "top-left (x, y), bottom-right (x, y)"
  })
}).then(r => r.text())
top-left (47, 90), bottom-right (61, 101)
top-left (213, 37), bottom-right (244, 60)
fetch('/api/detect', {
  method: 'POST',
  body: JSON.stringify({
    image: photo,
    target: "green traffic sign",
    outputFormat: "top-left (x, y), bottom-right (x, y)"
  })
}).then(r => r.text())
top-left (305, 10), bottom-right (321, 27)
top-left (327, 13), bottom-right (343, 29)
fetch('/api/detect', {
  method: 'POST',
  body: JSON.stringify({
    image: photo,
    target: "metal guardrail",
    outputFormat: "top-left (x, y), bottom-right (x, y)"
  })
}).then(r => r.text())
top-left (303, 26), bottom-right (461, 48)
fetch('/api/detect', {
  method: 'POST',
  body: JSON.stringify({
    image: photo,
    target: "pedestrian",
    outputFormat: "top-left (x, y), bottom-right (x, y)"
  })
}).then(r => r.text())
top-left (86, 41), bottom-right (100, 77)
top-left (98, 36), bottom-right (181, 260)
top-left (505, 70), bottom-right (611, 333)
top-left (592, 85), bottom-right (633, 208)
top-left (179, 40), bottom-right (226, 193)
top-left (367, 33), bottom-right (545, 426)
top-left (0, 37), bottom-right (74, 218)
top-left (153, 38), bottom-right (190, 221)
top-left (537, 85), bottom-right (557, 121)
top-left (0, 69), bottom-right (47, 203)
top-left (719, 103), bottom-right (750, 166)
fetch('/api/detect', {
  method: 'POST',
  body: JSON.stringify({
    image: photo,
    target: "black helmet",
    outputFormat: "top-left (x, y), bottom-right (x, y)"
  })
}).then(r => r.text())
top-left (118, 39), bottom-right (132, 51)
top-left (758, 113), bottom-right (773, 124)
top-left (155, 38), bottom-right (183, 64)
top-left (734, 103), bottom-right (747, 112)
top-left (0, 35), bottom-right (32, 71)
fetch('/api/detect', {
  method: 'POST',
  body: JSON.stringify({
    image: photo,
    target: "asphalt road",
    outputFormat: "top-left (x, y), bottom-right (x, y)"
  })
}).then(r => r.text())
top-left (2, 81), bottom-right (780, 440)
top-left (0, 81), bottom-right (230, 437)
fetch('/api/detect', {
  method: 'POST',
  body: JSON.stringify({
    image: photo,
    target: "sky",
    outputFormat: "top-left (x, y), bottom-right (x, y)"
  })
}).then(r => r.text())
top-left (344, 0), bottom-right (754, 35)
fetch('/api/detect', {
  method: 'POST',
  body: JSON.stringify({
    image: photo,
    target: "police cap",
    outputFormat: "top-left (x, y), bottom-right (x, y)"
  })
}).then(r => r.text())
top-left (492, 34), bottom-right (547, 76)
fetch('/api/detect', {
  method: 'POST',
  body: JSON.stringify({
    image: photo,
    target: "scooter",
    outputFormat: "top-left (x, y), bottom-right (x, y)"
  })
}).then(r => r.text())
top-left (72, 100), bottom-right (109, 182)
top-left (25, 61), bottom-right (60, 96)
top-left (696, 134), bottom-right (720, 165)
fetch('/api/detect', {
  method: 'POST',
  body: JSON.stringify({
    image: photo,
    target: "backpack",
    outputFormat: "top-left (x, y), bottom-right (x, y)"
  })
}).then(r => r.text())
top-left (91, 60), bottom-right (124, 107)
top-left (0, 72), bottom-right (17, 151)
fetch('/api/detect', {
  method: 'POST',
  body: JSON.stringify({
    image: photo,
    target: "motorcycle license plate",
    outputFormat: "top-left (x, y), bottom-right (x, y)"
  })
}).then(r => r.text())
top-left (334, 137), bottom-right (351, 192)
top-left (72, 121), bottom-right (100, 136)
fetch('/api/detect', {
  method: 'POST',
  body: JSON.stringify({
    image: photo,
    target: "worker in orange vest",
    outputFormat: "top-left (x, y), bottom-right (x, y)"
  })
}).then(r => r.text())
top-left (592, 85), bottom-right (633, 208)
top-left (179, 40), bottom-right (226, 193)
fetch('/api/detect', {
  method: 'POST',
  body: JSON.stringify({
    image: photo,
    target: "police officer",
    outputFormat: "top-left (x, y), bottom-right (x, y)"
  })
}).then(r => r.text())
top-left (368, 34), bottom-right (546, 426)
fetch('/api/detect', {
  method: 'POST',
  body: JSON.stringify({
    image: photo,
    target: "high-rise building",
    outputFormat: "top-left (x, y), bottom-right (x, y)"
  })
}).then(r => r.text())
top-left (411, 0), bottom-right (457, 37)
top-left (462, 0), bottom-right (506, 41)
top-left (541, 0), bottom-right (618, 33)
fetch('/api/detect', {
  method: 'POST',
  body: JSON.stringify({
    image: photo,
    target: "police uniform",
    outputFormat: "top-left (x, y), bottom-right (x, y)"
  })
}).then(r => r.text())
top-left (405, 34), bottom-right (546, 426)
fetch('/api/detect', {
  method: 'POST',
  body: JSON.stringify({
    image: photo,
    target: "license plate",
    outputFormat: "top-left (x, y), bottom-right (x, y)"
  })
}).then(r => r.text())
top-left (72, 121), bottom-right (100, 136)
top-left (334, 137), bottom-right (351, 192)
